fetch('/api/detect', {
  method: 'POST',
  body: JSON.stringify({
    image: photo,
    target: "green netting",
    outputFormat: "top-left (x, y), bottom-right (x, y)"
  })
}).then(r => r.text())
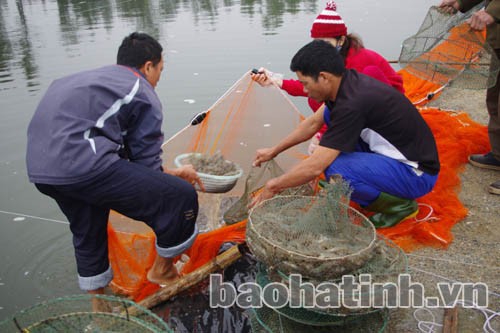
top-left (223, 159), bottom-right (314, 225)
top-left (0, 294), bottom-right (171, 333)
top-left (399, 4), bottom-right (499, 89)
top-left (250, 233), bottom-right (408, 325)
top-left (254, 263), bottom-right (383, 326)
top-left (245, 180), bottom-right (408, 329)
top-left (246, 181), bottom-right (377, 280)
top-left (248, 304), bottom-right (390, 333)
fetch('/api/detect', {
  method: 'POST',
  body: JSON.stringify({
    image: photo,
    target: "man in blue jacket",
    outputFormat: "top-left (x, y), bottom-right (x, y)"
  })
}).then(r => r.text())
top-left (26, 32), bottom-right (203, 295)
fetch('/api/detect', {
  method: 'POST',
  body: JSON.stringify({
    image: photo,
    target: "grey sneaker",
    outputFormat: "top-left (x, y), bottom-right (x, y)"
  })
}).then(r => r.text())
top-left (468, 152), bottom-right (500, 171)
top-left (489, 180), bottom-right (500, 195)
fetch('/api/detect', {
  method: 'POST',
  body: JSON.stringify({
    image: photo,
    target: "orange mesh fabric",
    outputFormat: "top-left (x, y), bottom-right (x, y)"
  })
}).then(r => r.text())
top-left (400, 23), bottom-right (487, 106)
top-left (107, 74), bottom-right (308, 300)
top-left (377, 108), bottom-right (489, 251)
top-left (181, 220), bottom-right (247, 275)
top-left (107, 54), bottom-right (489, 299)
top-left (399, 69), bottom-right (442, 106)
top-left (107, 212), bottom-right (160, 300)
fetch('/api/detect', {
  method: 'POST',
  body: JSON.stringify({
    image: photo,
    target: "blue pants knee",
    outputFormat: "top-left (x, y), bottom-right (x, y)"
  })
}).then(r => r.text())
top-left (324, 152), bottom-right (437, 206)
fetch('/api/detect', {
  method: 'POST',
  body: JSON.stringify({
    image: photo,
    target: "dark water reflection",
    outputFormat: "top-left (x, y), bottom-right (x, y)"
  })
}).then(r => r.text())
top-left (1, 0), bottom-right (318, 82)
top-left (0, 0), bottom-right (322, 105)
top-left (0, 0), bottom-right (435, 322)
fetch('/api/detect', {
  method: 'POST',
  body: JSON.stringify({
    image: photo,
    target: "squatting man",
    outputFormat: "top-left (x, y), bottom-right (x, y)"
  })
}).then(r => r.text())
top-left (251, 40), bottom-right (440, 228)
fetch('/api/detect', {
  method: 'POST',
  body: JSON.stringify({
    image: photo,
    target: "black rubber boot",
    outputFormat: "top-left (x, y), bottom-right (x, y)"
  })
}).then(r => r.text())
top-left (365, 192), bottom-right (418, 228)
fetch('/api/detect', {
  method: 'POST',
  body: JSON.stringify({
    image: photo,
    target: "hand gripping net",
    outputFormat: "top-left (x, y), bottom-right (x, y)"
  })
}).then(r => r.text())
top-left (223, 159), bottom-right (314, 225)
top-left (399, 5), bottom-right (499, 89)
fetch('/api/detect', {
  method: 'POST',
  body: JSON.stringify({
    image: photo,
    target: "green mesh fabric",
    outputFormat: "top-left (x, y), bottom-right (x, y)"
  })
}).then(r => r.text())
top-left (224, 159), bottom-right (314, 225)
top-left (247, 181), bottom-right (377, 280)
top-left (246, 179), bottom-right (407, 329)
top-left (399, 5), bottom-right (499, 89)
top-left (248, 305), bottom-right (390, 333)
top-left (0, 294), bottom-right (171, 333)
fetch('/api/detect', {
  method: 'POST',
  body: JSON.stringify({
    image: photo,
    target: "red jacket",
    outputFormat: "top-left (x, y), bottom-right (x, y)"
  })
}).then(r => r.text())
top-left (282, 47), bottom-right (404, 113)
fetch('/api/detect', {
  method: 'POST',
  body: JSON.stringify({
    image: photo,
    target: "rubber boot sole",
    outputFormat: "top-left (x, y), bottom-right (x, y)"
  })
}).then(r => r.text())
top-left (489, 184), bottom-right (500, 195)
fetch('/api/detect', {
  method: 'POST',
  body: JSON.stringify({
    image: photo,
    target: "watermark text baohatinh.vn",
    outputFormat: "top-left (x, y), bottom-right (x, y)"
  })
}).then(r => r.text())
top-left (209, 274), bottom-right (488, 309)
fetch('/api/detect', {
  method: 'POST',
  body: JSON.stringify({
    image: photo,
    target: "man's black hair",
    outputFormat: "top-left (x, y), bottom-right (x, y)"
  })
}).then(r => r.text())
top-left (117, 32), bottom-right (163, 68)
top-left (290, 40), bottom-right (345, 80)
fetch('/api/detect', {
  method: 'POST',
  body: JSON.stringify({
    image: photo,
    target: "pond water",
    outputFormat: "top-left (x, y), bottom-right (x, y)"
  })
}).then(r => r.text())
top-left (0, 0), bottom-right (436, 321)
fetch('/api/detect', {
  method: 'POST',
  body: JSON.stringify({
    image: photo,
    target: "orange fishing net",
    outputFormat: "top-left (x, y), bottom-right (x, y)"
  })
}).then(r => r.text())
top-left (107, 26), bottom-right (490, 300)
top-left (400, 22), bottom-right (489, 106)
top-left (108, 74), bottom-right (309, 300)
top-left (376, 108), bottom-right (489, 251)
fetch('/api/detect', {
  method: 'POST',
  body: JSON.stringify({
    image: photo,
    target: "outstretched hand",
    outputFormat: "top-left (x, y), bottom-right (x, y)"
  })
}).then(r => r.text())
top-left (253, 147), bottom-right (276, 167)
top-left (250, 67), bottom-right (279, 87)
top-left (173, 165), bottom-right (206, 191)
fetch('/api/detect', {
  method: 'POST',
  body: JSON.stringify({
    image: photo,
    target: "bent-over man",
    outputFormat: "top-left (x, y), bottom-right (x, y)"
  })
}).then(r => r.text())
top-left (26, 32), bottom-right (203, 295)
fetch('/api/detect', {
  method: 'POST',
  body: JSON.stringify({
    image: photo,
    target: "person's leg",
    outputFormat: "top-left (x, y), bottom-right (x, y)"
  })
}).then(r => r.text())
top-left (324, 152), bottom-right (437, 206)
top-left (65, 160), bottom-right (198, 285)
top-left (487, 49), bottom-right (500, 162)
top-left (469, 48), bottom-right (500, 173)
top-left (487, 49), bottom-right (500, 194)
top-left (37, 160), bottom-right (198, 287)
top-left (35, 184), bottom-right (111, 293)
top-left (324, 152), bottom-right (438, 227)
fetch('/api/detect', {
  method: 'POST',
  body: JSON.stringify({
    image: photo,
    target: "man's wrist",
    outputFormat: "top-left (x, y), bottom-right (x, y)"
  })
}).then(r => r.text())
top-left (266, 179), bottom-right (282, 195)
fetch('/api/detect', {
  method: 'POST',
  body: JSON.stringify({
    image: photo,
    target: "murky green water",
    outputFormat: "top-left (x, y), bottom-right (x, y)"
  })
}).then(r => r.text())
top-left (0, 0), bottom-right (435, 320)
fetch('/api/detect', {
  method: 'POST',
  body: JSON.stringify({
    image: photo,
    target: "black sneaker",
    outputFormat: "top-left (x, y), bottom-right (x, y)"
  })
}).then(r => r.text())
top-left (468, 152), bottom-right (500, 171)
top-left (489, 180), bottom-right (500, 195)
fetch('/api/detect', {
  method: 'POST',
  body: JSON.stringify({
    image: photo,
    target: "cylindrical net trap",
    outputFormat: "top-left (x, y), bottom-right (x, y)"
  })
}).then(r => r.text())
top-left (247, 194), bottom-right (377, 280)
top-left (0, 294), bottom-right (172, 332)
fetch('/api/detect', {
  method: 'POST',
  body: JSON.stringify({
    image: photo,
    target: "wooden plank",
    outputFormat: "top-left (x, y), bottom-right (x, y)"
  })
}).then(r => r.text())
top-left (442, 305), bottom-right (459, 333)
top-left (137, 244), bottom-right (243, 310)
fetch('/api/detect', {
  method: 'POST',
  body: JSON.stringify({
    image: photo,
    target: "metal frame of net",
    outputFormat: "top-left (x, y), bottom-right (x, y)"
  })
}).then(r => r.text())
top-left (250, 234), bottom-right (408, 326)
top-left (0, 294), bottom-right (171, 332)
top-left (399, 4), bottom-right (499, 89)
top-left (247, 189), bottom-right (377, 280)
top-left (248, 304), bottom-right (390, 333)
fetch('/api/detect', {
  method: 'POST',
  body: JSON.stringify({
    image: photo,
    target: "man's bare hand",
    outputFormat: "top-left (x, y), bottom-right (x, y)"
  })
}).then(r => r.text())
top-left (250, 67), bottom-right (283, 88)
top-left (171, 165), bottom-right (206, 191)
top-left (438, 0), bottom-right (459, 14)
top-left (468, 9), bottom-right (495, 31)
top-left (248, 184), bottom-right (277, 209)
top-left (253, 148), bottom-right (276, 167)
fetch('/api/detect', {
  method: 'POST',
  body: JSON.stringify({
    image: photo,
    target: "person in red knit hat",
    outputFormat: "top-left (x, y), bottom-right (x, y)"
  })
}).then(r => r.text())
top-left (251, 1), bottom-right (404, 153)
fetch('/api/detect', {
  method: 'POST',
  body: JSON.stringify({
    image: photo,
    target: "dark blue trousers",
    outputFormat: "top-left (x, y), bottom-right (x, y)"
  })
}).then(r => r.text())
top-left (36, 159), bottom-right (198, 290)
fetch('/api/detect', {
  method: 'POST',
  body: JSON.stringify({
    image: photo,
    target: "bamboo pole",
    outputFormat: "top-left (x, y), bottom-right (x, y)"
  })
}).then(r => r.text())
top-left (389, 59), bottom-right (489, 66)
top-left (442, 305), bottom-right (459, 333)
top-left (138, 244), bottom-right (243, 310)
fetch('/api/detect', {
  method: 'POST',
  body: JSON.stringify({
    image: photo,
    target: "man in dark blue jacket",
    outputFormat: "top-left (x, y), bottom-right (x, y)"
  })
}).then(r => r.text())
top-left (26, 32), bottom-right (203, 295)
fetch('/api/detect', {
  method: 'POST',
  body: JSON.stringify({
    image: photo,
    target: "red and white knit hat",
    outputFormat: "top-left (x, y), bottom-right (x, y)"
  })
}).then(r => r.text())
top-left (310, 1), bottom-right (347, 38)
